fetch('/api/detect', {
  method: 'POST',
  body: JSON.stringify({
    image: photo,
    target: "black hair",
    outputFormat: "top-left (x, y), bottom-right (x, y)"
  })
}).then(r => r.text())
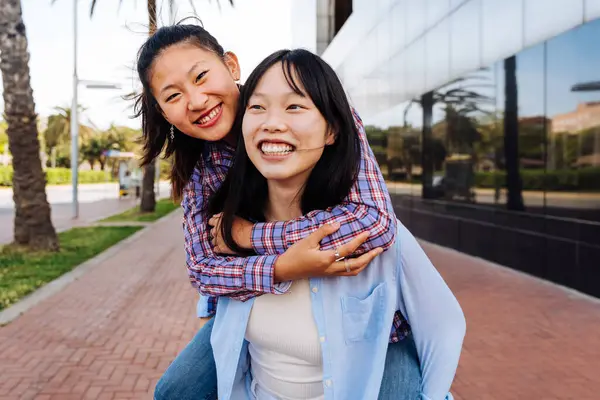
top-left (133, 21), bottom-right (227, 200)
top-left (208, 49), bottom-right (361, 255)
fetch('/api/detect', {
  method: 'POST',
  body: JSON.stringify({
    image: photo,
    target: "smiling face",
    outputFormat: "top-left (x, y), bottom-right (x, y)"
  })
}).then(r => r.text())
top-left (149, 42), bottom-right (241, 142)
top-left (242, 62), bottom-right (334, 186)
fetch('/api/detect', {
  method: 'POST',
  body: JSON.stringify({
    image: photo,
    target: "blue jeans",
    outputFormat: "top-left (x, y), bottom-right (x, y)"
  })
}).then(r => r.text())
top-left (155, 317), bottom-right (421, 400)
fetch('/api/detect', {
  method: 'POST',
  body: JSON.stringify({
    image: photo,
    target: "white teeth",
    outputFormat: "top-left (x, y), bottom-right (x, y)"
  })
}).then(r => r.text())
top-left (197, 105), bottom-right (221, 125)
top-left (260, 142), bottom-right (294, 155)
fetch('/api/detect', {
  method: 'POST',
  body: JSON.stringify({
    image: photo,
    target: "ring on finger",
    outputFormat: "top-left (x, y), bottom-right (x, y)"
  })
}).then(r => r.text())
top-left (334, 248), bottom-right (345, 262)
top-left (344, 259), bottom-right (351, 273)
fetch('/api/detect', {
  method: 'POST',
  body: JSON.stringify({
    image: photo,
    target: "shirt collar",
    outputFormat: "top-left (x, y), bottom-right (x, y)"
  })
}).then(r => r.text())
top-left (203, 140), bottom-right (235, 166)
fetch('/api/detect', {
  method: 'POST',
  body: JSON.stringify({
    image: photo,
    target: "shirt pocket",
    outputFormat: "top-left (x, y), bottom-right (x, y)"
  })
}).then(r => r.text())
top-left (340, 282), bottom-right (387, 344)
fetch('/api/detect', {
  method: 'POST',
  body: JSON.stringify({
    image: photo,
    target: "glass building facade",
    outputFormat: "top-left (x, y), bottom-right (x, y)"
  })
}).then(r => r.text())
top-left (302, 0), bottom-right (600, 298)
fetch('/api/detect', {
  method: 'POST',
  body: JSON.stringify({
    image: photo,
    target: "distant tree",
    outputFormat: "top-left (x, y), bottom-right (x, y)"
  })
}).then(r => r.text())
top-left (43, 106), bottom-right (94, 168)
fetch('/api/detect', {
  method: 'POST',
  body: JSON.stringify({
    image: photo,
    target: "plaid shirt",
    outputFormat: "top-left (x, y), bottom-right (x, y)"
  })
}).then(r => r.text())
top-left (182, 109), bottom-right (410, 342)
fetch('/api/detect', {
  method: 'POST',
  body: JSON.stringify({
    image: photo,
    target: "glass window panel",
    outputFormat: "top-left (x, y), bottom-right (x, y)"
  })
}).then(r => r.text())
top-left (424, 65), bottom-right (497, 204)
top-left (514, 44), bottom-right (546, 211)
top-left (546, 19), bottom-right (600, 224)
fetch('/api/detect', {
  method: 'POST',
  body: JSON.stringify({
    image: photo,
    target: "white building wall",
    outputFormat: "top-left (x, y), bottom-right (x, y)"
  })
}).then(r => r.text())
top-left (321, 0), bottom-right (600, 119)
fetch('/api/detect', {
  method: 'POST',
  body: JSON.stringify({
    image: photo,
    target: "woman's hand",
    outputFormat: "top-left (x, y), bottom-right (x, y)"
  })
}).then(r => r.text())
top-left (274, 222), bottom-right (383, 282)
top-left (209, 215), bottom-right (382, 278)
top-left (208, 213), bottom-right (253, 255)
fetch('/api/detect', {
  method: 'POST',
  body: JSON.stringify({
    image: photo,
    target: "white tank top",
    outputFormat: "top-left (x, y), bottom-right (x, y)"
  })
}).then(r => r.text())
top-left (245, 279), bottom-right (324, 400)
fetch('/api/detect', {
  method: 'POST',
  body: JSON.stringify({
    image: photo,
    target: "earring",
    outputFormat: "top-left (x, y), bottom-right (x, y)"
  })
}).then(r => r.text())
top-left (169, 125), bottom-right (175, 141)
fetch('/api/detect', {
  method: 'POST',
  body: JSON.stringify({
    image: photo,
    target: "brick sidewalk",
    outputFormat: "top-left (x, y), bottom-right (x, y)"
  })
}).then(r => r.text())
top-left (1, 212), bottom-right (599, 399)
top-left (0, 211), bottom-right (197, 400)
top-left (423, 242), bottom-right (600, 400)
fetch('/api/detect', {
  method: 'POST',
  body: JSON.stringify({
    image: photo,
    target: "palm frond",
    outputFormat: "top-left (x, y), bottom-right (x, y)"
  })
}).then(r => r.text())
top-left (85, 0), bottom-right (234, 20)
top-left (89, 0), bottom-right (125, 17)
top-left (89, 0), bottom-right (98, 17)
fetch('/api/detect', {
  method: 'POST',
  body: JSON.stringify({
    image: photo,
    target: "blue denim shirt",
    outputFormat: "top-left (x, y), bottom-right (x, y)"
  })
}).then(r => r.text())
top-left (210, 221), bottom-right (466, 400)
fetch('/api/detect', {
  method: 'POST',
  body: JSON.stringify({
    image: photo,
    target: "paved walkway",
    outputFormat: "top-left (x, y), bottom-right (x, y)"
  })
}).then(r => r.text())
top-left (1, 212), bottom-right (599, 399)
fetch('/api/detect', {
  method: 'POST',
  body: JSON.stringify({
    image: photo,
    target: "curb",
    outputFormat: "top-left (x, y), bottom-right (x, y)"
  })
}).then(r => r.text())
top-left (92, 221), bottom-right (152, 227)
top-left (86, 192), bottom-right (173, 224)
top-left (0, 210), bottom-right (180, 326)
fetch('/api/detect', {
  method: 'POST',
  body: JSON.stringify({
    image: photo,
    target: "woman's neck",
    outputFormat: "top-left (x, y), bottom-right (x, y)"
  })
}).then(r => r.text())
top-left (222, 131), bottom-right (237, 147)
top-left (265, 180), bottom-right (304, 222)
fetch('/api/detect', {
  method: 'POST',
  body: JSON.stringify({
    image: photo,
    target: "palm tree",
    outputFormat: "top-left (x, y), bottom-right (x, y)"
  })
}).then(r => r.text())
top-left (89, 0), bottom-right (233, 212)
top-left (44, 106), bottom-right (94, 168)
top-left (0, 0), bottom-right (59, 250)
top-left (402, 73), bottom-right (494, 200)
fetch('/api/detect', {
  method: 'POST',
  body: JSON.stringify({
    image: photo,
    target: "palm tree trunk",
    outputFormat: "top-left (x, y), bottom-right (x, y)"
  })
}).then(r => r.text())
top-left (140, 0), bottom-right (158, 212)
top-left (503, 56), bottom-right (525, 211)
top-left (0, 0), bottom-right (59, 250)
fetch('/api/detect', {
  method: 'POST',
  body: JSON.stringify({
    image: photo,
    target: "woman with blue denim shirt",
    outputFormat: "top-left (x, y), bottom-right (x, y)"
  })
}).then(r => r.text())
top-left (206, 49), bottom-right (466, 399)
top-left (136, 23), bottom-right (437, 399)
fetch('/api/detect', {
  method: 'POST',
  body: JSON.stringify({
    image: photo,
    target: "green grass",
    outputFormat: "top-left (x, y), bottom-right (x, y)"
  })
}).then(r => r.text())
top-left (101, 198), bottom-right (179, 223)
top-left (0, 226), bottom-right (141, 311)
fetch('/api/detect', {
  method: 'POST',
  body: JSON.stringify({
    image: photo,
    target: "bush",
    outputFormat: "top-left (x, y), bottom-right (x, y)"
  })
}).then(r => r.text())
top-left (45, 168), bottom-right (71, 185)
top-left (0, 166), bottom-right (114, 187)
top-left (0, 166), bottom-right (12, 186)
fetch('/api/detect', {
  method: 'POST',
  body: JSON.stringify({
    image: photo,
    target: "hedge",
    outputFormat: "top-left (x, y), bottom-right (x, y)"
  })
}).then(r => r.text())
top-left (0, 166), bottom-right (114, 187)
top-left (2, 165), bottom-right (599, 192)
top-left (474, 167), bottom-right (600, 191)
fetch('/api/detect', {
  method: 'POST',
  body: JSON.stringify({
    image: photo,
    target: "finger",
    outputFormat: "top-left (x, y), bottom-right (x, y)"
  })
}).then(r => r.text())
top-left (333, 247), bottom-right (383, 274)
top-left (307, 222), bottom-right (341, 246)
top-left (337, 261), bottom-right (370, 276)
top-left (208, 215), bottom-right (218, 227)
top-left (328, 231), bottom-right (370, 260)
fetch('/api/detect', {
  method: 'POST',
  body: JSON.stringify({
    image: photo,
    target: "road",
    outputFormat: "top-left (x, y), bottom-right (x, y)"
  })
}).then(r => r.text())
top-left (0, 182), bottom-right (171, 245)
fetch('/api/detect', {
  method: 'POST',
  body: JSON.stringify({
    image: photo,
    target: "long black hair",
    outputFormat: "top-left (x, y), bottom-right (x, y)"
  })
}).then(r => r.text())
top-left (133, 21), bottom-right (227, 200)
top-left (208, 49), bottom-right (361, 255)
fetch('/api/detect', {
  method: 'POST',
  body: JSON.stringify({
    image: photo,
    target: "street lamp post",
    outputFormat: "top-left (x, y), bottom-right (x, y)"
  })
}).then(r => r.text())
top-left (71, 0), bottom-right (122, 219)
top-left (71, 0), bottom-right (79, 219)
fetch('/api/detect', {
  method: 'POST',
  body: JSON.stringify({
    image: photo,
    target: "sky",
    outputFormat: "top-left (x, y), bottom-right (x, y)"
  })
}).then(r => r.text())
top-left (3, 0), bottom-right (295, 130)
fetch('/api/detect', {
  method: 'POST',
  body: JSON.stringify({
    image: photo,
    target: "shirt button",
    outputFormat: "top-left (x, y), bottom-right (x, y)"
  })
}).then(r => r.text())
top-left (319, 336), bottom-right (326, 343)
top-left (312, 287), bottom-right (318, 293)
top-left (324, 379), bottom-right (332, 387)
